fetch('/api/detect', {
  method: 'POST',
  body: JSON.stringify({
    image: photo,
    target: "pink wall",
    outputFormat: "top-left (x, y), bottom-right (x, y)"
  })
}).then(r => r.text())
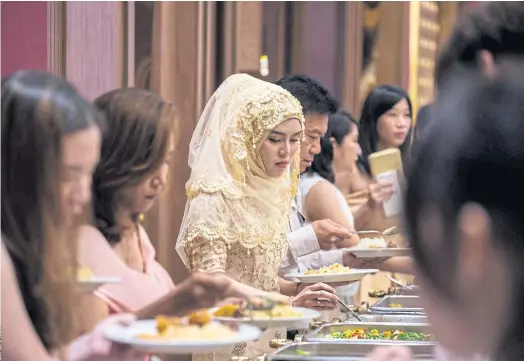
top-left (1, 1), bottom-right (48, 77)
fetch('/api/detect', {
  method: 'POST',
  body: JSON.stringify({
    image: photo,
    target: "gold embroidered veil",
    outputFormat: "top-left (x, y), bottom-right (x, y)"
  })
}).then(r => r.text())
top-left (176, 74), bottom-right (304, 269)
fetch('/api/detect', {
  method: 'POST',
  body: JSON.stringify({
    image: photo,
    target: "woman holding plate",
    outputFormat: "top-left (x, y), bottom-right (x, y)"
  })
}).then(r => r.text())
top-left (176, 73), bottom-right (339, 361)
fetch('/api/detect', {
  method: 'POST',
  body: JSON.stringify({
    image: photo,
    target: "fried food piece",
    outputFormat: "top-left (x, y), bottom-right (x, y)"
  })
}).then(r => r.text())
top-left (188, 310), bottom-right (212, 326)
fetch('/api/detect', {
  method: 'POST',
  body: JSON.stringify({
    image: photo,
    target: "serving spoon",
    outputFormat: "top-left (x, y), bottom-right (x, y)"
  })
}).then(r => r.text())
top-left (386, 274), bottom-right (414, 290)
top-left (349, 226), bottom-right (399, 237)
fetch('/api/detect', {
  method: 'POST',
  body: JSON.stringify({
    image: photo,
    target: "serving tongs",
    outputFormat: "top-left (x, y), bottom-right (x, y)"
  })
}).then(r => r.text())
top-left (336, 299), bottom-right (363, 322)
top-left (349, 226), bottom-right (400, 237)
top-left (387, 274), bottom-right (414, 290)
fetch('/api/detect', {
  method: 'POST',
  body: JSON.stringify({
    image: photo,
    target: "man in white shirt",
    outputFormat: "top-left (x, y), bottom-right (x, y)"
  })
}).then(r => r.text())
top-left (276, 75), bottom-right (354, 278)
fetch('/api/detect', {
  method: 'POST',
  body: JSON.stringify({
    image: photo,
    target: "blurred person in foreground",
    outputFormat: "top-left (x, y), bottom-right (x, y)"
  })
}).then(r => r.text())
top-left (435, 1), bottom-right (524, 89)
top-left (369, 65), bottom-right (524, 361)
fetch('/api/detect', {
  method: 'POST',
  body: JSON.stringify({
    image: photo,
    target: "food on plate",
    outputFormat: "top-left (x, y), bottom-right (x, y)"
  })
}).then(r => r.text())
top-left (214, 303), bottom-right (303, 319)
top-left (368, 289), bottom-right (387, 298)
top-left (328, 328), bottom-right (434, 341)
top-left (304, 263), bottom-right (350, 275)
top-left (77, 266), bottom-right (94, 281)
top-left (137, 311), bottom-right (238, 340)
top-left (355, 237), bottom-right (398, 249)
top-left (389, 303), bottom-right (403, 308)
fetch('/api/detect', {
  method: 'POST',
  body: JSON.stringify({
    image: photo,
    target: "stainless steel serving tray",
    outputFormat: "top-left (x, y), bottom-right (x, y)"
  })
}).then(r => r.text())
top-left (348, 314), bottom-right (428, 324)
top-left (370, 295), bottom-right (425, 314)
top-left (267, 342), bottom-right (434, 361)
top-left (305, 322), bottom-right (434, 344)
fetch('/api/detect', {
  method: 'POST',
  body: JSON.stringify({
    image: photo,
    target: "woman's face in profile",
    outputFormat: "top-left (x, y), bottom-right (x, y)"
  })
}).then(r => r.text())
top-left (120, 135), bottom-right (175, 215)
top-left (259, 118), bottom-right (302, 178)
top-left (60, 125), bottom-right (101, 226)
top-left (333, 123), bottom-right (361, 168)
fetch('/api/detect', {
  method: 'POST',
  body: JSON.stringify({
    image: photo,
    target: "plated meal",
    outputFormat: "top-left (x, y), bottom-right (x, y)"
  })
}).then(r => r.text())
top-left (214, 303), bottom-right (303, 319)
top-left (212, 301), bottom-right (320, 330)
top-left (286, 264), bottom-right (378, 283)
top-left (327, 328), bottom-right (434, 342)
top-left (343, 239), bottom-right (411, 259)
top-left (104, 310), bottom-right (262, 354)
top-left (304, 263), bottom-right (351, 275)
top-left (77, 266), bottom-right (94, 280)
top-left (138, 311), bottom-right (237, 340)
top-left (76, 266), bottom-right (120, 292)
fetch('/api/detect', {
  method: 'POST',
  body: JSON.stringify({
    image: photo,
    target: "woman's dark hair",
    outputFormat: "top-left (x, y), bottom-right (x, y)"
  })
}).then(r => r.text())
top-left (358, 85), bottom-right (413, 174)
top-left (435, 2), bottom-right (524, 89)
top-left (309, 111), bottom-right (358, 183)
top-left (1, 71), bottom-right (104, 350)
top-left (93, 88), bottom-right (176, 244)
top-left (405, 69), bottom-right (524, 361)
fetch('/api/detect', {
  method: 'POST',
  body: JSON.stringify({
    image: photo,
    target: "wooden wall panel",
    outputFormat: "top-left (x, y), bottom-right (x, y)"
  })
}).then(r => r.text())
top-left (65, 1), bottom-right (124, 100)
top-left (376, 2), bottom-right (408, 86)
top-left (144, 2), bottom-right (213, 287)
top-left (1, 1), bottom-right (48, 76)
top-left (221, 2), bottom-right (263, 79)
top-left (47, 1), bottom-right (65, 76)
top-left (262, 2), bottom-right (287, 82)
top-left (340, 2), bottom-right (364, 116)
top-left (235, 2), bottom-right (263, 73)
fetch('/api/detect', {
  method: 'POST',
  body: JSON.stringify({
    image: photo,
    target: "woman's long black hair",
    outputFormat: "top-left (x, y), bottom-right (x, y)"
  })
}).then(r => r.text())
top-left (358, 85), bottom-right (413, 174)
top-left (309, 111), bottom-right (358, 183)
top-left (405, 67), bottom-right (524, 361)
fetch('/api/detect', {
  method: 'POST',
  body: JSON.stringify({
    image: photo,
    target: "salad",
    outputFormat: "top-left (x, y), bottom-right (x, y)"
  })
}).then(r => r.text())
top-left (328, 328), bottom-right (434, 341)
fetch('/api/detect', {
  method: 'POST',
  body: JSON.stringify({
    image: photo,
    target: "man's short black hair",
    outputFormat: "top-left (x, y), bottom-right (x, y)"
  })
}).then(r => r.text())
top-left (435, 2), bottom-right (524, 88)
top-left (276, 74), bottom-right (339, 116)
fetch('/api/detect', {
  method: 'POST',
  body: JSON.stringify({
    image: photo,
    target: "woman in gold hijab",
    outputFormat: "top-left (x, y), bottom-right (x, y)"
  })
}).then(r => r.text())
top-left (176, 74), bottom-right (338, 360)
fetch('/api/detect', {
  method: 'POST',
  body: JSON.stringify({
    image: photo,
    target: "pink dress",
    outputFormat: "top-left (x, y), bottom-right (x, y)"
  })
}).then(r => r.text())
top-left (78, 225), bottom-right (175, 313)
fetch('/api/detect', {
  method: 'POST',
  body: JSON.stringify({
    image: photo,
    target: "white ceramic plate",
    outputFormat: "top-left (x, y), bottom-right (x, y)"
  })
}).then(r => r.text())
top-left (284, 269), bottom-right (378, 284)
top-left (104, 320), bottom-right (262, 354)
top-left (212, 307), bottom-right (320, 330)
top-left (343, 247), bottom-right (412, 259)
top-left (77, 277), bottom-right (121, 293)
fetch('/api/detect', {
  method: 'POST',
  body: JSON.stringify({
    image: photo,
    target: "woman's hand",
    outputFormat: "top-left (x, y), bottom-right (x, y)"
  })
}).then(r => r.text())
top-left (67, 314), bottom-right (147, 361)
top-left (368, 182), bottom-right (395, 208)
top-left (366, 346), bottom-right (413, 361)
top-left (292, 283), bottom-right (339, 311)
top-left (176, 272), bottom-right (238, 309)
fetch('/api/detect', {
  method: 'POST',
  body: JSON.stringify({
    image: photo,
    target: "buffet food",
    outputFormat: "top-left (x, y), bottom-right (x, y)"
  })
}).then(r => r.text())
top-left (304, 263), bottom-right (351, 275)
top-left (137, 311), bottom-right (238, 340)
top-left (214, 303), bottom-right (303, 319)
top-left (327, 328), bottom-right (434, 341)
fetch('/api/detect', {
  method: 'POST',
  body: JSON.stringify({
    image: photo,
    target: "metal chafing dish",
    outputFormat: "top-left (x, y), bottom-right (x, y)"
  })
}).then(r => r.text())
top-left (267, 341), bottom-right (434, 360)
top-left (305, 321), bottom-right (434, 343)
top-left (347, 313), bottom-right (428, 323)
top-left (370, 296), bottom-right (425, 314)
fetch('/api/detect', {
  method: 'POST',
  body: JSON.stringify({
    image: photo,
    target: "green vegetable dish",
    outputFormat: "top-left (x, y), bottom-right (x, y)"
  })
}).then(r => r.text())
top-left (328, 328), bottom-right (434, 341)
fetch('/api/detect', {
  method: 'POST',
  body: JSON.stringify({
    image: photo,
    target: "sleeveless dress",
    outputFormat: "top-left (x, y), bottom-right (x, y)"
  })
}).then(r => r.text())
top-left (299, 171), bottom-right (360, 319)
